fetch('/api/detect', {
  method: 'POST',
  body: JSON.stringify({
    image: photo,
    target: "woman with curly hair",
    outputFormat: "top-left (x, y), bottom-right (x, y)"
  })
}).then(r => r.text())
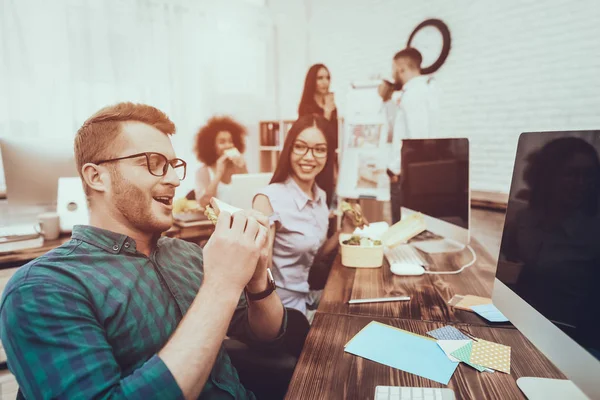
top-left (194, 116), bottom-right (248, 207)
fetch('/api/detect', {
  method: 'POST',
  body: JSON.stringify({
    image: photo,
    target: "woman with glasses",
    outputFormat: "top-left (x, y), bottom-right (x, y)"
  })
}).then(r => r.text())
top-left (253, 115), bottom-right (364, 319)
top-left (194, 116), bottom-right (248, 207)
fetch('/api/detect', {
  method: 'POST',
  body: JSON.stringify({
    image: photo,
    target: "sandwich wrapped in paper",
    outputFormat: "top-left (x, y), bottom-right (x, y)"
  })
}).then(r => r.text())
top-left (204, 198), bottom-right (242, 224)
top-left (224, 147), bottom-right (241, 159)
top-left (381, 213), bottom-right (427, 248)
top-left (204, 198), bottom-right (269, 241)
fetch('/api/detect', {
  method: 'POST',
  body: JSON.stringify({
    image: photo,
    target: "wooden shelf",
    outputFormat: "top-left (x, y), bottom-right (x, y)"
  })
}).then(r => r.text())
top-left (258, 120), bottom-right (294, 172)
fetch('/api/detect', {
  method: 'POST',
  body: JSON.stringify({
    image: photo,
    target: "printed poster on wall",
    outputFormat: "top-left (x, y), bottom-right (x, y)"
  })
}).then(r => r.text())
top-left (337, 81), bottom-right (392, 201)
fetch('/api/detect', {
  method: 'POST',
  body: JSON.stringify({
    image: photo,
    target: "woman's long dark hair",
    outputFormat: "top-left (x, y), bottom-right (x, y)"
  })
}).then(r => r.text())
top-left (298, 64), bottom-right (329, 117)
top-left (270, 115), bottom-right (336, 206)
top-left (524, 136), bottom-right (600, 215)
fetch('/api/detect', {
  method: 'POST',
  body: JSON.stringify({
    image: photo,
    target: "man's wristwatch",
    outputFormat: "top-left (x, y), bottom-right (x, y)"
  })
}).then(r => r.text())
top-left (245, 268), bottom-right (276, 303)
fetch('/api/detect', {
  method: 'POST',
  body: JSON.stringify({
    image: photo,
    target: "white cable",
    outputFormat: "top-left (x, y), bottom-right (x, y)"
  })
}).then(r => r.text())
top-left (424, 244), bottom-right (477, 275)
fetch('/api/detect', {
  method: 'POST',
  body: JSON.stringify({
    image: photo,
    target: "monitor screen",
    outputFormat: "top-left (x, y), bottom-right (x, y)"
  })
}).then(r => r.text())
top-left (0, 136), bottom-right (79, 207)
top-left (496, 131), bottom-right (600, 360)
top-left (400, 138), bottom-right (469, 230)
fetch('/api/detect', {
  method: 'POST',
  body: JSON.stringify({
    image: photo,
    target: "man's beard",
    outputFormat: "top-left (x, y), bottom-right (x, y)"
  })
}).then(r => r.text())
top-left (110, 169), bottom-right (171, 234)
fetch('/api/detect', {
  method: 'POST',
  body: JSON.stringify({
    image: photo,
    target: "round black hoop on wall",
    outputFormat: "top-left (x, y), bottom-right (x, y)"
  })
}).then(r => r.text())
top-left (407, 19), bottom-right (451, 75)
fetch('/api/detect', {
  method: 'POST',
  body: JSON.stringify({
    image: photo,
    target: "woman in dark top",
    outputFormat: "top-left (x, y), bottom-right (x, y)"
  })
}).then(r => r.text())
top-left (298, 64), bottom-right (338, 157)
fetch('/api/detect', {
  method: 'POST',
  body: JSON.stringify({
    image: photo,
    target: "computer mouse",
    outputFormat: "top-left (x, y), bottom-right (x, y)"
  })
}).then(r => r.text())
top-left (390, 262), bottom-right (425, 276)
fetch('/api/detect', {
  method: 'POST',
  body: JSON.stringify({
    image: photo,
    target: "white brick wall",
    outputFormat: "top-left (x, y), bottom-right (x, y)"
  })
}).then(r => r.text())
top-left (270, 0), bottom-right (310, 120)
top-left (299, 0), bottom-right (600, 193)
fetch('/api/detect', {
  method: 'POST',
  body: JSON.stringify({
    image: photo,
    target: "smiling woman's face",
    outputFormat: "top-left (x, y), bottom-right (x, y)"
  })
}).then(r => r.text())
top-left (290, 126), bottom-right (328, 184)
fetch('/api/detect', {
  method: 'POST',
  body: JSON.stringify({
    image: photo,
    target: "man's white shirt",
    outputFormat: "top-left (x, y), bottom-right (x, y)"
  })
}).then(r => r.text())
top-left (386, 75), bottom-right (440, 175)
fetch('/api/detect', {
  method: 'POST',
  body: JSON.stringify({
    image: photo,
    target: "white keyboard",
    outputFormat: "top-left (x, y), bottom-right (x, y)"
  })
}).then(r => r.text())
top-left (375, 386), bottom-right (455, 400)
top-left (385, 245), bottom-right (428, 267)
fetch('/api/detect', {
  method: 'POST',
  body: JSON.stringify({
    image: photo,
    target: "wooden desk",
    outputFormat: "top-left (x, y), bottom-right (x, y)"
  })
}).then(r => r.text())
top-left (165, 220), bottom-right (214, 244)
top-left (318, 238), bottom-right (500, 325)
top-left (286, 313), bottom-right (564, 400)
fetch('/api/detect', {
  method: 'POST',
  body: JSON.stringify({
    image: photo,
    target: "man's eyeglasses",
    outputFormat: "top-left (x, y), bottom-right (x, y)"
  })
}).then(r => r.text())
top-left (292, 141), bottom-right (328, 159)
top-left (96, 152), bottom-right (187, 180)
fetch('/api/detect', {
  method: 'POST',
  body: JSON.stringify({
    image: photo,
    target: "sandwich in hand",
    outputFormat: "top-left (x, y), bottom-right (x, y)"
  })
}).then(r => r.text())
top-left (224, 147), bottom-right (241, 159)
top-left (204, 198), bottom-right (268, 237)
top-left (204, 198), bottom-right (242, 224)
top-left (224, 147), bottom-right (244, 168)
top-left (341, 201), bottom-right (366, 227)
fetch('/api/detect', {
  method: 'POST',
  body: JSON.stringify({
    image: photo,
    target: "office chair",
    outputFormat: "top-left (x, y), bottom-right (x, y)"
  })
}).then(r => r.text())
top-left (224, 308), bottom-right (310, 400)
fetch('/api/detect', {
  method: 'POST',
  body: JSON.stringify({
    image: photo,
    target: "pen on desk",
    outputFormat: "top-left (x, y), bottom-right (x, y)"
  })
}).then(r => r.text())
top-left (348, 296), bottom-right (410, 304)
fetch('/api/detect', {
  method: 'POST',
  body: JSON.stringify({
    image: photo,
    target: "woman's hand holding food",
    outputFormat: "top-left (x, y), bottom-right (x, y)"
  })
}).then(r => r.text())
top-left (340, 201), bottom-right (369, 234)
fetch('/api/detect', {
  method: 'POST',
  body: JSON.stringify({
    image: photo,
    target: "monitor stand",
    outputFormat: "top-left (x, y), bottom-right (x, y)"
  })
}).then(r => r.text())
top-left (410, 237), bottom-right (465, 254)
top-left (517, 377), bottom-right (588, 399)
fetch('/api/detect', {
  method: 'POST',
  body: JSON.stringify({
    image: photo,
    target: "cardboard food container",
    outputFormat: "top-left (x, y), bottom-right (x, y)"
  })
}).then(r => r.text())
top-left (339, 233), bottom-right (384, 268)
top-left (339, 214), bottom-right (427, 268)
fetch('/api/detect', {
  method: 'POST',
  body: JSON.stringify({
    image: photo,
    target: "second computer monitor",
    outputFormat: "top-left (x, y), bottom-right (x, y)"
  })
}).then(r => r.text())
top-left (229, 172), bottom-right (273, 210)
top-left (400, 138), bottom-right (470, 252)
top-left (0, 136), bottom-right (79, 208)
top-left (493, 130), bottom-right (600, 399)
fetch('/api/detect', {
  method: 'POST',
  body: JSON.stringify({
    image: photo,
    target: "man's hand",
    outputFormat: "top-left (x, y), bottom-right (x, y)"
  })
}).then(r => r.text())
top-left (378, 81), bottom-right (393, 102)
top-left (202, 209), bottom-right (268, 296)
top-left (243, 210), bottom-right (271, 291)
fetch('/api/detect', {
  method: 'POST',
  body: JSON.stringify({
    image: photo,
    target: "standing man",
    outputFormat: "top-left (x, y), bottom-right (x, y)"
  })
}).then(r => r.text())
top-left (0, 102), bottom-right (286, 399)
top-left (379, 47), bottom-right (440, 223)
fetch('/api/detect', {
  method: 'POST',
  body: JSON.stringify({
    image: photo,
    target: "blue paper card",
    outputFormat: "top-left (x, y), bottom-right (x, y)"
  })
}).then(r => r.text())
top-left (427, 325), bottom-right (471, 341)
top-left (344, 321), bottom-right (459, 385)
top-left (471, 304), bottom-right (509, 322)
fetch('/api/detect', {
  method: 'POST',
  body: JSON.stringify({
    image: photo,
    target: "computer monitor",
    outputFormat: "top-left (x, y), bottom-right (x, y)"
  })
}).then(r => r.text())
top-left (400, 138), bottom-right (470, 253)
top-left (229, 172), bottom-right (273, 210)
top-left (493, 131), bottom-right (600, 399)
top-left (0, 136), bottom-right (79, 218)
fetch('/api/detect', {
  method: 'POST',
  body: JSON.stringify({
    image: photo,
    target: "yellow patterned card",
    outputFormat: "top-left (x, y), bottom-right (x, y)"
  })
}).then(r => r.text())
top-left (469, 339), bottom-right (511, 374)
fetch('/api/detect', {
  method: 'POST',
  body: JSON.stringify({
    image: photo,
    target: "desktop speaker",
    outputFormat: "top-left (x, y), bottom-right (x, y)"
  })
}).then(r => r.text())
top-left (57, 177), bottom-right (89, 232)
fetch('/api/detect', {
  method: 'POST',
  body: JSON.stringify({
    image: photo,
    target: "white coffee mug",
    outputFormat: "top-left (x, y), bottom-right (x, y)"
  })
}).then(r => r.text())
top-left (35, 212), bottom-right (61, 240)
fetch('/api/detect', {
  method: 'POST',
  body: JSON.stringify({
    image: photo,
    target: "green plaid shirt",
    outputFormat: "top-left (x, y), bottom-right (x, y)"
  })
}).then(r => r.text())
top-left (0, 225), bottom-right (287, 399)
